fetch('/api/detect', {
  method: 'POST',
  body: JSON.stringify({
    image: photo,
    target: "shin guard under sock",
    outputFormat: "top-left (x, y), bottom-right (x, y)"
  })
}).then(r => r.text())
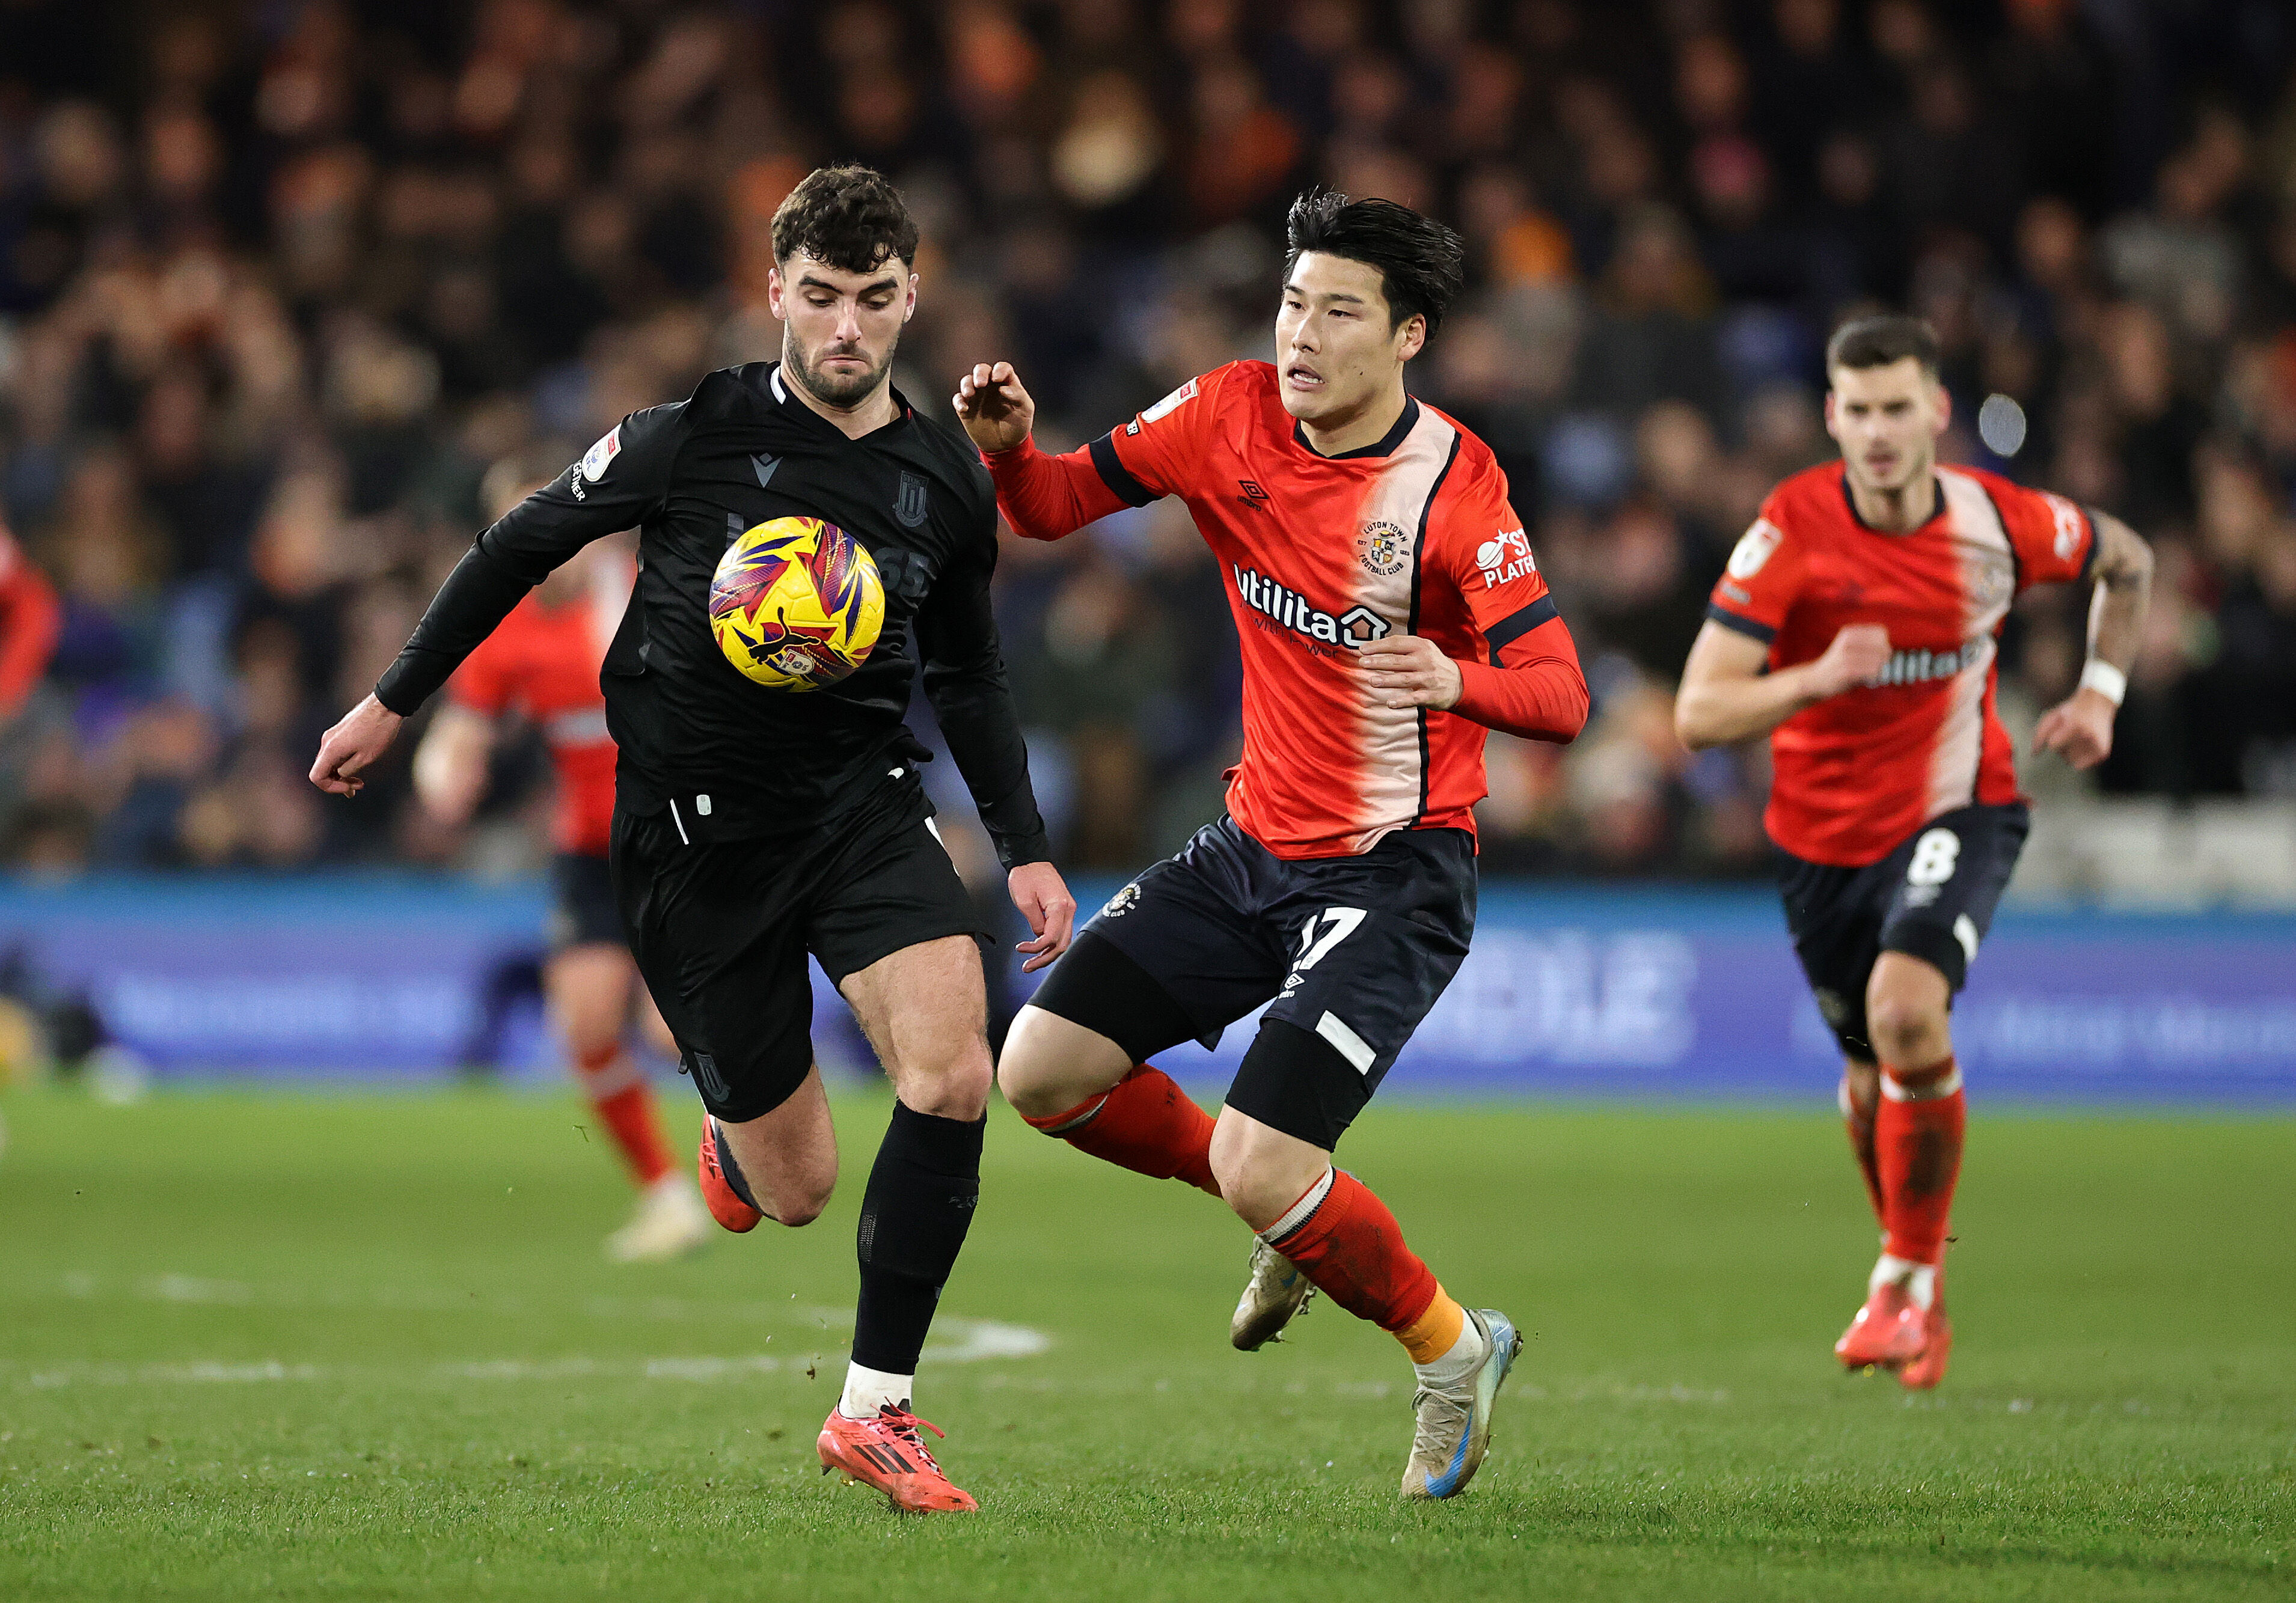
top-left (1840, 1075), bottom-right (1884, 1224)
top-left (1022, 1066), bottom-right (1220, 1197)
top-left (1258, 1169), bottom-right (1440, 1333)
top-left (852, 1102), bottom-right (985, 1376)
top-left (1875, 1057), bottom-right (1965, 1265)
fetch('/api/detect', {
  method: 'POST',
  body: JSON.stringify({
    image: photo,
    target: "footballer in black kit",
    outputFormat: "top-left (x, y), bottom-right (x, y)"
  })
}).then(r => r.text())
top-left (313, 165), bottom-right (1076, 1514)
top-left (379, 349), bottom-right (1047, 1116)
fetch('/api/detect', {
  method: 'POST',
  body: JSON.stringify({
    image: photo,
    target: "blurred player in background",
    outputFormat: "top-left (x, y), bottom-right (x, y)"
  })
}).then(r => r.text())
top-left (411, 454), bottom-right (708, 1265)
top-left (960, 192), bottom-right (1588, 1500)
top-left (313, 166), bottom-right (1071, 1514)
top-left (1675, 316), bottom-right (2153, 1388)
top-left (0, 513), bottom-right (61, 731)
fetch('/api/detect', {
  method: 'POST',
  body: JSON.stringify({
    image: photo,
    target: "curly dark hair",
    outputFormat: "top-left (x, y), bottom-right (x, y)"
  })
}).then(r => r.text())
top-left (1283, 191), bottom-right (1466, 338)
top-left (770, 165), bottom-right (920, 273)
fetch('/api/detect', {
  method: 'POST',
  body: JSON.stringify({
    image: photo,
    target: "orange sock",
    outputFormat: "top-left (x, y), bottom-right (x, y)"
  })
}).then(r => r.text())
top-left (575, 1043), bottom-right (675, 1188)
top-left (1841, 1074), bottom-right (1884, 1224)
top-left (1260, 1169), bottom-right (1440, 1334)
top-left (1396, 1287), bottom-right (1466, 1364)
top-left (1875, 1055), bottom-right (1964, 1265)
top-left (1021, 1066), bottom-right (1220, 1197)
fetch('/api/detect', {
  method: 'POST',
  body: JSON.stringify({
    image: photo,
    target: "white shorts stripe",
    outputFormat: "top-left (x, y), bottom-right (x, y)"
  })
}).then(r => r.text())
top-left (1314, 1010), bottom-right (1377, 1074)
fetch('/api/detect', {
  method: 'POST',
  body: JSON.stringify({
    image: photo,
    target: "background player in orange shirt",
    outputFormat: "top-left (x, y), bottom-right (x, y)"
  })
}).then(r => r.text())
top-left (957, 193), bottom-right (1588, 1499)
top-left (1676, 316), bottom-right (2154, 1387)
top-left (412, 457), bottom-right (707, 1264)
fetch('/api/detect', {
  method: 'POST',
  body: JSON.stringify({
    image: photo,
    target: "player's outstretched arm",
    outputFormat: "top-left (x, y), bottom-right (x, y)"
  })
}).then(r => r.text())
top-left (309, 694), bottom-right (405, 796)
top-left (1674, 620), bottom-right (1891, 751)
top-left (957, 361), bottom-right (1132, 542)
top-left (2033, 511), bottom-right (2152, 771)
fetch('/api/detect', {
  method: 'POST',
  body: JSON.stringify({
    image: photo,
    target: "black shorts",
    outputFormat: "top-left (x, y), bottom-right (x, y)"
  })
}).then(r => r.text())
top-left (549, 852), bottom-right (624, 951)
top-left (1775, 801), bottom-right (2029, 1063)
top-left (1026, 816), bottom-right (1475, 1151)
top-left (609, 770), bottom-right (984, 1122)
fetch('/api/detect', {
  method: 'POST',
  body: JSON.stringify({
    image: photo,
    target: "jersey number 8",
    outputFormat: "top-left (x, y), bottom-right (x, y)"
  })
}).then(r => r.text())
top-left (1906, 829), bottom-right (1962, 887)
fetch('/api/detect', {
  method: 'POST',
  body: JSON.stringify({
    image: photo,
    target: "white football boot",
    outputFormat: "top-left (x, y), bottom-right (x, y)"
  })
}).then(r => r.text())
top-left (1231, 1239), bottom-right (1317, 1351)
top-left (605, 1174), bottom-right (712, 1263)
top-left (1400, 1308), bottom-right (1523, 1500)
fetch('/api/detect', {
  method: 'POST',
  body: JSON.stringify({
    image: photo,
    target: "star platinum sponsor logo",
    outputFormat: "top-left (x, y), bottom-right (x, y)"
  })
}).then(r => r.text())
top-left (1475, 527), bottom-right (1536, 587)
top-left (1864, 638), bottom-right (1989, 688)
top-left (1358, 520), bottom-right (1407, 576)
top-left (1232, 565), bottom-right (1391, 650)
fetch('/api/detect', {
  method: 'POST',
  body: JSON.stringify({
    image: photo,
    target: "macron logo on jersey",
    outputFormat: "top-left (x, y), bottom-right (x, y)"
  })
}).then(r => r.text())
top-left (1234, 565), bottom-right (1391, 651)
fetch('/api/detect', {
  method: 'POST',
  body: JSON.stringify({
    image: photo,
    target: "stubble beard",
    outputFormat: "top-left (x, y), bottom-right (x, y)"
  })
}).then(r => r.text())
top-left (786, 331), bottom-right (896, 411)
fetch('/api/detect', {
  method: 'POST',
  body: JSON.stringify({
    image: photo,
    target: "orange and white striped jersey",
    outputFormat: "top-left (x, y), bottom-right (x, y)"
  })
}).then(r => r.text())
top-left (997, 359), bottom-right (1584, 860)
top-left (1706, 462), bottom-right (2096, 867)
top-left (448, 557), bottom-right (633, 856)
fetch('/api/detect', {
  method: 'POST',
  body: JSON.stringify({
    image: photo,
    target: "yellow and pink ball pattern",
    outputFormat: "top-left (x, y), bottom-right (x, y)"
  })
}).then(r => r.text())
top-left (707, 517), bottom-right (886, 691)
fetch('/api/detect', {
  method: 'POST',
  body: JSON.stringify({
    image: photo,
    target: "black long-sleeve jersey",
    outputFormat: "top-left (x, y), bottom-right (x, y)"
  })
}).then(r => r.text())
top-left (375, 362), bottom-right (1050, 867)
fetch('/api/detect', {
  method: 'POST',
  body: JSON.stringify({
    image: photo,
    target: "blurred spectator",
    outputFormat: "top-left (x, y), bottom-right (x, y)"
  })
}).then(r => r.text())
top-left (1, 0), bottom-right (2294, 882)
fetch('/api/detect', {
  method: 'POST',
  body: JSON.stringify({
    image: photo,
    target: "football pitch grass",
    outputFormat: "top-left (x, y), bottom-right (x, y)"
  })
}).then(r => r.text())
top-left (1, 1086), bottom-right (2288, 1602)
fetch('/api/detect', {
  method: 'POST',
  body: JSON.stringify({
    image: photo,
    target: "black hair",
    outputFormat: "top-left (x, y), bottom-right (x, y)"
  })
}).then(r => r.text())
top-left (770, 165), bottom-right (919, 274)
top-left (1826, 314), bottom-right (1941, 377)
top-left (1283, 191), bottom-right (1465, 340)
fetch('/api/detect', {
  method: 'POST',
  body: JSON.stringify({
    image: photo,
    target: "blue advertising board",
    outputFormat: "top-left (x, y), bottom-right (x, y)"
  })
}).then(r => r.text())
top-left (1, 875), bottom-right (2290, 1103)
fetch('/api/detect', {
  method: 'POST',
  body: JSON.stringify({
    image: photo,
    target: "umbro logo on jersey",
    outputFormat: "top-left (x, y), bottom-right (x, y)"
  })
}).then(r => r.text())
top-left (752, 453), bottom-right (780, 489)
top-left (1233, 565), bottom-right (1390, 650)
top-left (1237, 480), bottom-right (1272, 510)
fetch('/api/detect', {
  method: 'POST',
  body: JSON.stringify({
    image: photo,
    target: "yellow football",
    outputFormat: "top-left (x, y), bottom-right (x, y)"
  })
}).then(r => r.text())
top-left (706, 517), bottom-right (886, 691)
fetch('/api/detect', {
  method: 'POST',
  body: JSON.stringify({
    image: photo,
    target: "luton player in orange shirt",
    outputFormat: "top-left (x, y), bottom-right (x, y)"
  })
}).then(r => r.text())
top-left (957, 193), bottom-right (1588, 1498)
top-left (1676, 316), bottom-right (2153, 1387)
top-left (413, 460), bottom-right (708, 1264)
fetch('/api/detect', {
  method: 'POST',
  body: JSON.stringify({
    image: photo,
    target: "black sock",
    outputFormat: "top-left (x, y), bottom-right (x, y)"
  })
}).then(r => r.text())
top-left (709, 1118), bottom-right (761, 1211)
top-left (851, 1102), bottom-right (984, 1375)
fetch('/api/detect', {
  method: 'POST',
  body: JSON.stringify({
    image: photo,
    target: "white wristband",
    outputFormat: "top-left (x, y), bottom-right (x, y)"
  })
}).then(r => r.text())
top-left (2078, 659), bottom-right (2126, 707)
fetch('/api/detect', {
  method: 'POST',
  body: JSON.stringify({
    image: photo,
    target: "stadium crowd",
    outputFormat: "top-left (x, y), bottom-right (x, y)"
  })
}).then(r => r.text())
top-left (2, 0), bottom-right (2294, 881)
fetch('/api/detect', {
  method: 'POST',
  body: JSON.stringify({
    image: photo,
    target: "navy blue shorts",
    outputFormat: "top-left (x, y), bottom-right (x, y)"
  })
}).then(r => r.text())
top-left (1775, 801), bottom-right (2028, 1063)
top-left (1026, 816), bottom-right (1476, 1150)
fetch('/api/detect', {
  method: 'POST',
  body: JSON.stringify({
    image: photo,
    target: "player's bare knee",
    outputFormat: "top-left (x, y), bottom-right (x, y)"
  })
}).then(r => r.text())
top-left (1206, 1123), bottom-right (1312, 1231)
top-left (997, 1061), bottom-right (1065, 1122)
top-left (896, 1047), bottom-right (993, 1122)
top-left (1866, 993), bottom-right (1947, 1066)
top-left (997, 1006), bottom-right (1127, 1122)
top-left (993, 1033), bottom-right (1064, 1120)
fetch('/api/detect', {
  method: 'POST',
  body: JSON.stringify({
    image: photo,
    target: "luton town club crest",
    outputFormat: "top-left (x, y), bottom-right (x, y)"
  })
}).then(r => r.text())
top-left (1358, 520), bottom-right (1407, 576)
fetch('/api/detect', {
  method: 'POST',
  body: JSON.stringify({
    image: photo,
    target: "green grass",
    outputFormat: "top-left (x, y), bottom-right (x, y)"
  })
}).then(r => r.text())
top-left (0, 1085), bottom-right (2288, 1602)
